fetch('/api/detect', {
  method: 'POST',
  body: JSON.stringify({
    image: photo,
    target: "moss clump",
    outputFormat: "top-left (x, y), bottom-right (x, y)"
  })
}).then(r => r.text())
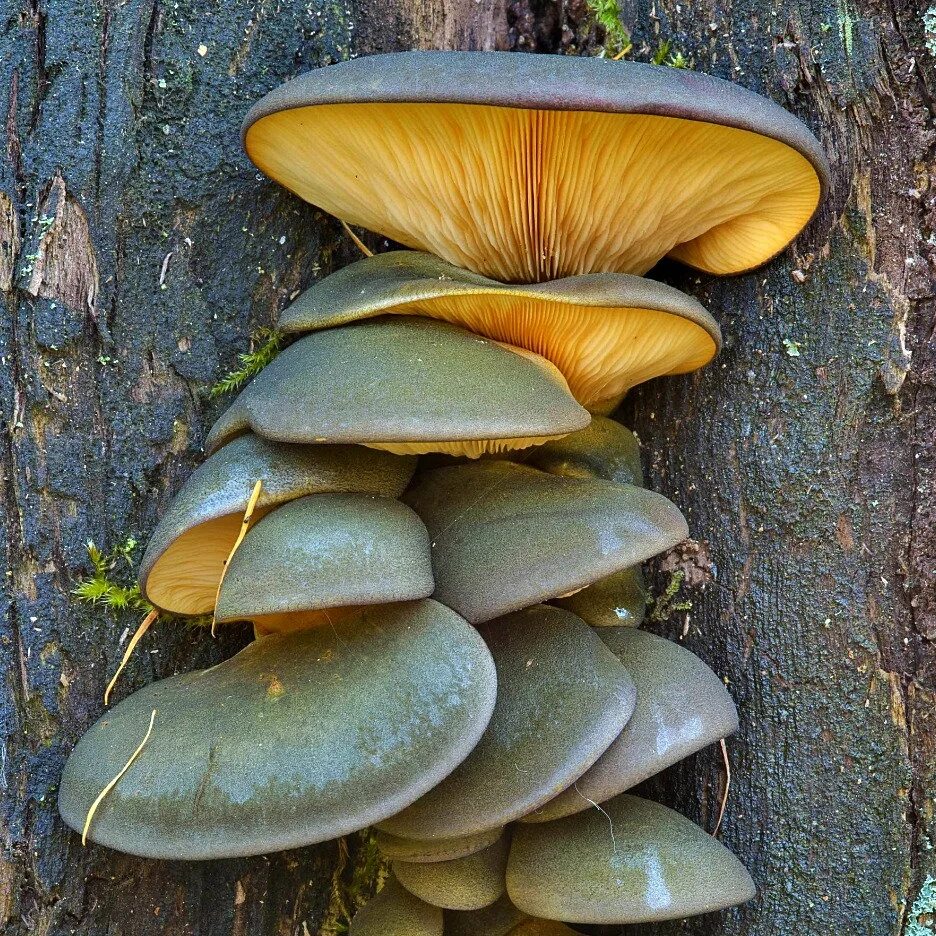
top-left (647, 569), bottom-right (692, 624)
top-left (210, 327), bottom-right (283, 398)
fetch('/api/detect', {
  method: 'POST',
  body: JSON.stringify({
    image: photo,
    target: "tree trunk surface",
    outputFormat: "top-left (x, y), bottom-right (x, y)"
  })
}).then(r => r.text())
top-left (0, 0), bottom-right (932, 933)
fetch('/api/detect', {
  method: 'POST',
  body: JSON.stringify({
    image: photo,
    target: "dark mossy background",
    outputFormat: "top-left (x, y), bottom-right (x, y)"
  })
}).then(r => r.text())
top-left (0, 0), bottom-right (933, 933)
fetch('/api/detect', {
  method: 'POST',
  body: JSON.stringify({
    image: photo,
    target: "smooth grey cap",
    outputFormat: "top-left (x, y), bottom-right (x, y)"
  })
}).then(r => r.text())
top-left (393, 834), bottom-right (508, 911)
top-left (214, 493), bottom-right (433, 625)
top-left (552, 566), bottom-right (647, 629)
top-left (276, 254), bottom-right (719, 413)
top-left (524, 628), bottom-right (738, 824)
top-left (509, 416), bottom-right (644, 487)
top-left (376, 827), bottom-right (504, 864)
top-left (59, 600), bottom-right (497, 859)
top-left (444, 895), bottom-right (530, 936)
top-left (139, 434), bottom-right (416, 615)
top-left (349, 876), bottom-right (443, 936)
top-left (243, 52), bottom-right (829, 278)
top-left (403, 461), bottom-right (688, 623)
top-left (507, 794), bottom-right (756, 923)
top-left (205, 318), bottom-right (589, 457)
top-left (376, 605), bottom-right (635, 841)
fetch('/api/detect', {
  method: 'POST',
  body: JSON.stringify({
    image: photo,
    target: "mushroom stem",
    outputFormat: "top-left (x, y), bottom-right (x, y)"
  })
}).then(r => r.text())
top-left (81, 708), bottom-right (156, 846)
top-left (104, 607), bottom-right (159, 706)
top-left (211, 479), bottom-right (263, 636)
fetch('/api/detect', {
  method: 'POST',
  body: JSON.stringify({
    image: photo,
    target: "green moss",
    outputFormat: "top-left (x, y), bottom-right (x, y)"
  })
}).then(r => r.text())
top-left (319, 830), bottom-right (388, 935)
top-left (586, 0), bottom-right (633, 57)
top-left (651, 40), bottom-right (690, 68)
top-left (209, 327), bottom-right (282, 397)
top-left (647, 570), bottom-right (692, 624)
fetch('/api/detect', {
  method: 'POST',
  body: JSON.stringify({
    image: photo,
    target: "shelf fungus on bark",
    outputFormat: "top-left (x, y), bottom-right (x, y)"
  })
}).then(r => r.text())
top-left (58, 600), bottom-right (496, 859)
top-left (138, 433), bottom-right (416, 616)
top-left (392, 832), bottom-right (509, 910)
top-left (348, 875), bottom-right (443, 936)
top-left (243, 51), bottom-right (829, 282)
top-left (206, 317), bottom-right (589, 459)
top-left (506, 794), bottom-right (756, 924)
top-left (277, 251), bottom-right (720, 413)
top-left (403, 460), bottom-right (687, 624)
top-left (376, 605), bottom-right (636, 841)
top-left (522, 628), bottom-right (739, 824)
top-left (213, 492), bottom-right (433, 635)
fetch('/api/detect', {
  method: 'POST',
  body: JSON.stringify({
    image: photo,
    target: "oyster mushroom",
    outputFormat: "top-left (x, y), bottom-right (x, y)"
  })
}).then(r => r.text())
top-left (349, 876), bottom-right (442, 936)
top-left (213, 493), bottom-right (433, 635)
top-left (243, 51), bottom-right (828, 281)
top-left (392, 833), bottom-right (509, 910)
top-left (278, 252), bottom-right (720, 413)
top-left (376, 605), bottom-right (636, 841)
top-left (551, 566), bottom-right (647, 629)
top-left (403, 460), bottom-right (687, 624)
top-left (59, 600), bottom-right (496, 859)
top-left (206, 318), bottom-right (589, 459)
top-left (444, 895), bottom-right (530, 936)
top-left (375, 827), bottom-right (505, 864)
top-left (139, 434), bottom-right (415, 616)
top-left (506, 794), bottom-right (756, 923)
top-left (523, 628), bottom-right (738, 824)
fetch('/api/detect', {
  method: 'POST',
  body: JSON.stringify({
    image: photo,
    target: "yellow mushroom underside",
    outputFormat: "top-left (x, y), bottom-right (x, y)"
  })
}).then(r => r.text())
top-left (144, 508), bottom-right (273, 615)
top-left (246, 103), bottom-right (821, 281)
top-left (377, 295), bottom-right (717, 412)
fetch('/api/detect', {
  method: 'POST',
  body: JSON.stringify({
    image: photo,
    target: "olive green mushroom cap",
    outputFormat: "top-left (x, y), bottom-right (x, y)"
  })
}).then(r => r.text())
top-left (393, 834), bottom-right (509, 911)
top-left (214, 493), bottom-right (433, 632)
top-left (243, 51), bottom-right (829, 281)
top-left (403, 461), bottom-right (688, 623)
top-left (138, 434), bottom-right (415, 616)
top-left (376, 827), bottom-right (504, 864)
top-left (276, 252), bottom-right (720, 413)
top-left (349, 876), bottom-right (443, 936)
top-left (445, 895), bottom-right (530, 936)
top-left (524, 628), bottom-right (738, 824)
top-left (508, 922), bottom-right (580, 936)
top-left (59, 600), bottom-right (497, 859)
top-left (206, 318), bottom-right (589, 459)
top-left (552, 566), bottom-right (647, 629)
top-left (507, 794), bottom-right (756, 923)
top-left (377, 605), bottom-right (636, 841)
top-left (510, 417), bottom-right (644, 486)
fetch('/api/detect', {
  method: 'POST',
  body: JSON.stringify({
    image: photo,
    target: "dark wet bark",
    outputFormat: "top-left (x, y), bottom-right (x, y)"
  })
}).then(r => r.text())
top-left (0, 0), bottom-right (932, 933)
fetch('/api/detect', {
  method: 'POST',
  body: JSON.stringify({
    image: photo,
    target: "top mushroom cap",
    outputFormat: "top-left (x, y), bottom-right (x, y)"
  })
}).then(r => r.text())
top-left (206, 317), bottom-right (589, 459)
top-left (139, 434), bottom-right (416, 616)
top-left (278, 252), bottom-right (720, 413)
top-left (243, 51), bottom-right (828, 281)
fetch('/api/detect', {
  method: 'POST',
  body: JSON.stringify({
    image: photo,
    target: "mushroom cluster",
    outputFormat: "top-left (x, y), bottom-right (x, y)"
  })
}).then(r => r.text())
top-left (59, 51), bottom-right (827, 932)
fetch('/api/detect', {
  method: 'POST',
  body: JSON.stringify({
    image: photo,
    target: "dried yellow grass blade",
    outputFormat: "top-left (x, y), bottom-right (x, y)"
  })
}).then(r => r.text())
top-left (104, 607), bottom-right (159, 706)
top-left (82, 708), bottom-right (156, 846)
top-left (340, 219), bottom-right (373, 257)
top-left (211, 479), bottom-right (263, 636)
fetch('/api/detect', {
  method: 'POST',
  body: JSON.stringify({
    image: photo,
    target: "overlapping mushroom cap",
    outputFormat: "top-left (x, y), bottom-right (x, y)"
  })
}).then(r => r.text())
top-left (214, 492), bottom-right (433, 634)
top-left (243, 51), bottom-right (828, 281)
top-left (349, 876), bottom-right (443, 936)
top-left (377, 605), bottom-right (636, 841)
top-left (523, 627), bottom-right (740, 823)
top-left (59, 600), bottom-right (497, 859)
top-left (139, 434), bottom-right (416, 615)
top-left (278, 251), bottom-right (720, 412)
top-left (507, 794), bottom-right (756, 923)
top-left (206, 317), bottom-right (589, 459)
top-left (403, 460), bottom-right (687, 623)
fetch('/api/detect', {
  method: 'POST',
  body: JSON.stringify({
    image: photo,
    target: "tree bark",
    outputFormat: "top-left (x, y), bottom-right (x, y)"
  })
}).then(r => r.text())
top-left (0, 0), bottom-right (932, 934)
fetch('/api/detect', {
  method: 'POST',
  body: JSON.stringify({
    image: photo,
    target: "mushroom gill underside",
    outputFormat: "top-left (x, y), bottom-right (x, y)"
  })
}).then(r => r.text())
top-left (59, 49), bottom-right (830, 934)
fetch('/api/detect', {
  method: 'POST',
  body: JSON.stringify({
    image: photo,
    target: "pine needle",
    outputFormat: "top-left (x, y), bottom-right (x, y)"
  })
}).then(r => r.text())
top-left (713, 737), bottom-right (731, 837)
top-left (340, 220), bottom-right (373, 258)
top-left (104, 608), bottom-right (159, 706)
top-left (211, 479), bottom-right (263, 636)
top-left (82, 708), bottom-right (156, 845)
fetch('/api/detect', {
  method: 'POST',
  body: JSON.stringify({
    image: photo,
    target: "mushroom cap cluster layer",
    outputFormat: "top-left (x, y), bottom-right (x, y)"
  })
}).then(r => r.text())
top-left (59, 49), bottom-right (829, 932)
